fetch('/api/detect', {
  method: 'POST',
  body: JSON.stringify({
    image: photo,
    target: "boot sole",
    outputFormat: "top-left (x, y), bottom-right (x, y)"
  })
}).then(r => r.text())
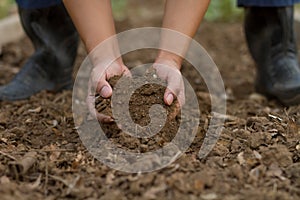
top-left (256, 89), bottom-right (300, 106)
top-left (0, 82), bottom-right (73, 101)
top-left (279, 93), bottom-right (300, 106)
top-left (256, 84), bottom-right (300, 106)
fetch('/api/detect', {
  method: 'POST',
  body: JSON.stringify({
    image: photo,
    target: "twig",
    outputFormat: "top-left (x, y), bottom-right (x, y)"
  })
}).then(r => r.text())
top-left (37, 149), bottom-right (75, 153)
top-left (268, 114), bottom-right (283, 121)
top-left (48, 175), bottom-right (70, 186)
top-left (211, 112), bottom-right (240, 122)
top-left (2, 149), bottom-right (75, 154)
top-left (44, 154), bottom-right (49, 197)
top-left (66, 175), bottom-right (81, 195)
top-left (48, 174), bottom-right (81, 195)
top-left (0, 150), bottom-right (17, 161)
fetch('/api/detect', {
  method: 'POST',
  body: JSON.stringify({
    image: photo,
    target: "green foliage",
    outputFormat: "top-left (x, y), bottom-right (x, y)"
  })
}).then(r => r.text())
top-left (111, 0), bottom-right (128, 21)
top-left (205, 0), bottom-right (243, 22)
top-left (0, 0), bottom-right (15, 19)
top-left (110, 0), bottom-right (243, 22)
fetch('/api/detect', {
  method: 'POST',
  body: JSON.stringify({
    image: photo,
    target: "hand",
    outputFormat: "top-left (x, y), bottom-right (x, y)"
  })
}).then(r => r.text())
top-left (87, 59), bottom-right (130, 123)
top-left (153, 58), bottom-right (185, 107)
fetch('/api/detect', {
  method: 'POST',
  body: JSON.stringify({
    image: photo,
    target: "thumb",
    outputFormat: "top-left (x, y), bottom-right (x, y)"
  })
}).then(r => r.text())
top-left (163, 73), bottom-right (182, 105)
top-left (164, 89), bottom-right (174, 106)
top-left (98, 81), bottom-right (113, 98)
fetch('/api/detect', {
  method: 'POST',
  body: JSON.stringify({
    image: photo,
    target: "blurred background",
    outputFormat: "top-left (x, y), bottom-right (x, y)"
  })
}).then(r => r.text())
top-left (0, 0), bottom-right (14, 19)
top-left (0, 0), bottom-right (243, 21)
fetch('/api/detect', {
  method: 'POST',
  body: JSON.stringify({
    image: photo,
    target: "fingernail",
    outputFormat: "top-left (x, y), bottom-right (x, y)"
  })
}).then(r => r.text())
top-left (100, 86), bottom-right (110, 98)
top-left (166, 94), bottom-right (173, 105)
top-left (104, 117), bottom-right (114, 123)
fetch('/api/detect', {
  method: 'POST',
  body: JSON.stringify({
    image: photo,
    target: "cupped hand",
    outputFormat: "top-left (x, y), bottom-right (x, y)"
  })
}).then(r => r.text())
top-left (87, 59), bottom-right (130, 123)
top-left (152, 58), bottom-right (185, 116)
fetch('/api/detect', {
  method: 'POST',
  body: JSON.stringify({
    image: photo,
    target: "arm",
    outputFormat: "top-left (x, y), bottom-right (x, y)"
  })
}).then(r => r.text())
top-left (63, 0), bottom-right (129, 123)
top-left (63, 0), bottom-right (116, 53)
top-left (155, 0), bottom-right (210, 105)
top-left (158, 0), bottom-right (210, 66)
top-left (154, 0), bottom-right (210, 105)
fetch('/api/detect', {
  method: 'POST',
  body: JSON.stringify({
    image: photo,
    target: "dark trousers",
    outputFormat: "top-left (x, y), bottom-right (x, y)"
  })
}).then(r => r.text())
top-left (16, 0), bottom-right (300, 9)
top-left (238, 0), bottom-right (300, 7)
top-left (16, 0), bottom-right (62, 9)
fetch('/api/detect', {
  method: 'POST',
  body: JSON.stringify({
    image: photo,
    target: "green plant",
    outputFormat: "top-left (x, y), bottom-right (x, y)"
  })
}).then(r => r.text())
top-left (205, 0), bottom-right (243, 22)
top-left (0, 0), bottom-right (15, 19)
top-left (111, 0), bottom-right (128, 21)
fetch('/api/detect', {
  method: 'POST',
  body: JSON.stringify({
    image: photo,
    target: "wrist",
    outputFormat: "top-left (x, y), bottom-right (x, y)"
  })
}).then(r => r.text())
top-left (88, 39), bottom-right (122, 67)
top-left (155, 51), bottom-right (182, 70)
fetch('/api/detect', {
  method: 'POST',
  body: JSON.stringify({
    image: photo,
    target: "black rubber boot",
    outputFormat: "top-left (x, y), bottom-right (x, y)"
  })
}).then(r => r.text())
top-left (245, 6), bottom-right (300, 105)
top-left (0, 3), bottom-right (78, 101)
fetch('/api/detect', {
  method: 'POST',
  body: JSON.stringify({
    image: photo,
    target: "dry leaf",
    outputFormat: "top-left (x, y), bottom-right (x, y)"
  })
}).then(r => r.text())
top-left (28, 106), bottom-right (42, 113)
top-left (49, 144), bottom-right (61, 161)
top-left (0, 176), bottom-right (10, 184)
top-left (237, 152), bottom-right (245, 165)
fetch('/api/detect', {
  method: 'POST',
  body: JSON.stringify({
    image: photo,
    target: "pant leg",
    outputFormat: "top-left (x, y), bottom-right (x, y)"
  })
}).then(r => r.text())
top-left (238, 0), bottom-right (300, 7)
top-left (16, 0), bottom-right (62, 9)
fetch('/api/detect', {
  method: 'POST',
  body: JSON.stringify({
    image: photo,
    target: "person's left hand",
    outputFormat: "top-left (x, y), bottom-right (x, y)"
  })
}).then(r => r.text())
top-left (153, 58), bottom-right (185, 118)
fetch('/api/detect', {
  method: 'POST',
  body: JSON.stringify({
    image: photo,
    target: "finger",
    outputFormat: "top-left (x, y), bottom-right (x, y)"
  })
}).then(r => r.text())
top-left (164, 76), bottom-right (182, 105)
top-left (166, 90), bottom-right (185, 120)
top-left (90, 66), bottom-right (106, 92)
top-left (96, 112), bottom-right (114, 123)
top-left (164, 89), bottom-right (174, 106)
top-left (96, 65), bottom-right (130, 98)
top-left (87, 80), bottom-right (114, 123)
top-left (168, 100), bottom-right (181, 120)
top-left (123, 67), bottom-right (132, 78)
top-left (86, 95), bottom-right (114, 122)
top-left (97, 80), bottom-right (113, 98)
top-left (87, 79), bottom-right (98, 119)
top-left (177, 89), bottom-right (186, 107)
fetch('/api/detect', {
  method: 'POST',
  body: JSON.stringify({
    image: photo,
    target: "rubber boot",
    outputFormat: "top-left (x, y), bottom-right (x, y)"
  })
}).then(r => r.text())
top-left (0, 3), bottom-right (78, 101)
top-left (245, 6), bottom-right (300, 105)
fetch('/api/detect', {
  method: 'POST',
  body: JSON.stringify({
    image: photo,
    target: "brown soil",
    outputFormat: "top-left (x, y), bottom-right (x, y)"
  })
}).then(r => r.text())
top-left (95, 73), bottom-right (181, 153)
top-left (1, 5), bottom-right (300, 200)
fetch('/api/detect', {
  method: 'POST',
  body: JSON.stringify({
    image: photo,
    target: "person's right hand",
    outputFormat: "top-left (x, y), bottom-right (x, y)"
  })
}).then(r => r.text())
top-left (87, 59), bottom-right (130, 123)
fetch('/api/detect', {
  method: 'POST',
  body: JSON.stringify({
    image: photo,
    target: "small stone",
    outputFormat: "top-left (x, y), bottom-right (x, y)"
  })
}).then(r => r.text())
top-left (201, 193), bottom-right (218, 200)
top-left (296, 143), bottom-right (300, 151)
top-left (249, 93), bottom-right (267, 102)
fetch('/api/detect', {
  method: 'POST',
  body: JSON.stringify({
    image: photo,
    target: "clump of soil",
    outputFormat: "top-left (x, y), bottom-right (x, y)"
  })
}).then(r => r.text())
top-left (95, 69), bottom-right (181, 152)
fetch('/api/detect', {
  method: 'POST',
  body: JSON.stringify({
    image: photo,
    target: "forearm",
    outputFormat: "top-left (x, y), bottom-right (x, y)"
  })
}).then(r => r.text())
top-left (157, 0), bottom-right (210, 67)
top-left (63, 0), bottom-right (118, 55)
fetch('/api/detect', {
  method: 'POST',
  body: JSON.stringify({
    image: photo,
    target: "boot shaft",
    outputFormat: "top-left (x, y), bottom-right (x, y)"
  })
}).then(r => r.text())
top-left (18, 3), bottom-right (79, 79)
top-left (18, 3), bottom-right (78, 60)
top-left (244, 6), bottom-right (300, 105)
top-left (244, 6), bottom-right (297, 65)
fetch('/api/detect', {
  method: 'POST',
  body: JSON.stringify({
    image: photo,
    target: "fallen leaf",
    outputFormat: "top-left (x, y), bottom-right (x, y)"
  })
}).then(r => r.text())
top-left (28, 106), bottom-right (42, 113)
top-left (253, 150), bottom-right (262, 160)
top-left (49, 144), bottom-right (61, 161)
top-left (0, 176), bottom-right (10, 184)
top-left (201, 193), bottom-right (218, 200)
top-left (237, 152), bottom-right (245, 165)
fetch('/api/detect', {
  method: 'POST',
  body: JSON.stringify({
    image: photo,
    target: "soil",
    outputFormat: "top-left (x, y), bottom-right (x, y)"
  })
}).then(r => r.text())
top-left (1, 4), bottom-right (300, 200)
top-left (95, 73), bottom-right (181, 154)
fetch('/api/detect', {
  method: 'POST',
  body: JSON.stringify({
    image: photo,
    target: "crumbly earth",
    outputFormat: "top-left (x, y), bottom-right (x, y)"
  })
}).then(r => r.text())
top-left (95, 73), bottom-right (181, 152)
top-left (1, 9), bottom-right (300, 200)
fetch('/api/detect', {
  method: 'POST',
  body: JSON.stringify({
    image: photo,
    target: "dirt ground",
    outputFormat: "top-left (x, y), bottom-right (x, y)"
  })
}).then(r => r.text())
top-left (1, 4), bottom-right (300, 200)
